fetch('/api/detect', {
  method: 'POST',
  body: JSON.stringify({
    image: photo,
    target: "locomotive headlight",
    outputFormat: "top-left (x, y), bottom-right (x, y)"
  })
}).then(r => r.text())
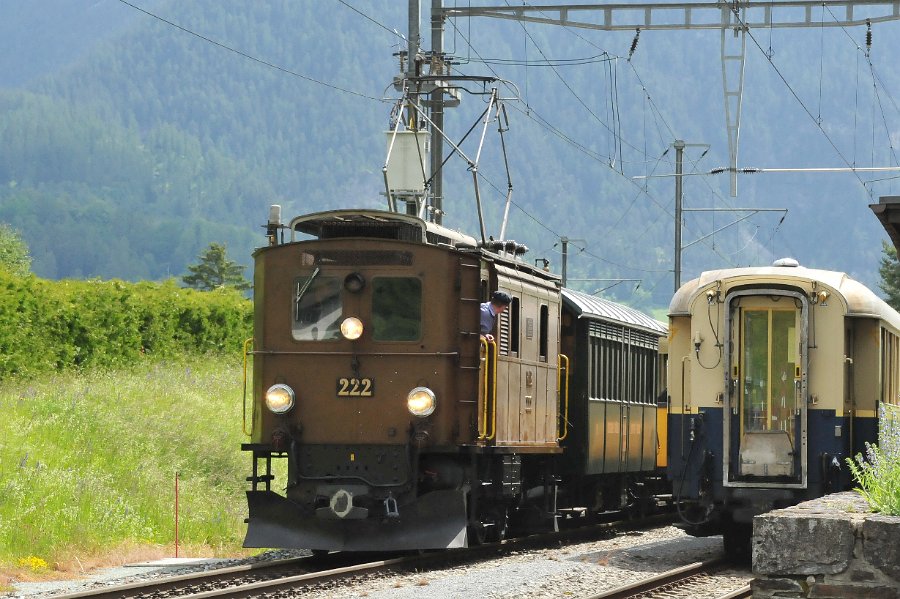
top-left (340, 317), bottom-right (364, 340)
top-left (265, 384), bottom-right (295, 414)
top-left (406, 386), bottom-right (436, 417)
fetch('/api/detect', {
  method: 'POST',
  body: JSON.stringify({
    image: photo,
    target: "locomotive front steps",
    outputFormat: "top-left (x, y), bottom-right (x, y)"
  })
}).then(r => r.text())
top-left (751, 491), bottom-right (900, 598)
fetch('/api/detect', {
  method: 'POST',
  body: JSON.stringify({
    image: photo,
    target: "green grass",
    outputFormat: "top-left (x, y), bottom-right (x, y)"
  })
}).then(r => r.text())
top-left (0, 355), bottom-right (253, 569)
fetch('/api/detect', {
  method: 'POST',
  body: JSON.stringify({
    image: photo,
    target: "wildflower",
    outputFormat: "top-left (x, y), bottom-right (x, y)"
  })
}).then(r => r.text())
top-left (846, 403), bottom-right (900, 515)
top-left (18, 556), bottom-right (49, 572)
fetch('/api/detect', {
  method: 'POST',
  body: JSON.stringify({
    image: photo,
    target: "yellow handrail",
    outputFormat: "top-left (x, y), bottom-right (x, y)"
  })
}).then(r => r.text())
top-left (478, 337), bottom-right (499, 441)
top-left (242, 337), bottom-right (254, 436)
top-left (487, 339), bottom-right (498, 441)
top-left (557, 353), bottom-right (570, 441)
top-left (479, 338), bottom-right (488, 439)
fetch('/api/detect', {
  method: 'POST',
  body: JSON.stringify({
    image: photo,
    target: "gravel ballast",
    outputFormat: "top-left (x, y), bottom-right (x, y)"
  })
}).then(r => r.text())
top-left (9, 528), bottom-right (751, 598)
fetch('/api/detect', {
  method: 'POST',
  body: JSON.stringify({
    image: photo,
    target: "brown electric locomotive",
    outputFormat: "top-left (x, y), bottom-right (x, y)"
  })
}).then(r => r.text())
top-left (242, 206), bottom-right (667, 551)
top-left (241, 206), bottom-right (563, 550)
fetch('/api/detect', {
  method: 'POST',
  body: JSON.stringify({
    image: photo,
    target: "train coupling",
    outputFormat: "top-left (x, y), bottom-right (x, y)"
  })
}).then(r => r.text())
top-left (315, 486), bottom-right (368, 520)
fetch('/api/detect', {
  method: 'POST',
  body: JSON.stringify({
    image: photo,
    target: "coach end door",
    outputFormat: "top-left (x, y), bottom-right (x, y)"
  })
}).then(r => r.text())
top-left (724, 290), bottom-right (808, 488)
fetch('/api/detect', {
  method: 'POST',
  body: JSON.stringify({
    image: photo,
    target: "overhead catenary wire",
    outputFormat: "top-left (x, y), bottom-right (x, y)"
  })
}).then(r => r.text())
top-left (820, 6), bottom-right (900, 181)
top-left (729, 6), bottom-right (874, 195)
top-left (444, 16), bottom-right (748, 274)
top-left (514, 0), bottom-right (767, 251)
top-left (126, 0), bottom-right (798, 282)
top-left (118, 0), bottom-right (385, 103)
top-left (334, 0), bottom-right (406, 41)
top-left (444, 20), bottom-right (743, 275)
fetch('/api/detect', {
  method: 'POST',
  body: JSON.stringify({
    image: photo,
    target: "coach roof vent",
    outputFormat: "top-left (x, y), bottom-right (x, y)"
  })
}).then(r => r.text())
top-left (772, 257), bottom-right (800, 267)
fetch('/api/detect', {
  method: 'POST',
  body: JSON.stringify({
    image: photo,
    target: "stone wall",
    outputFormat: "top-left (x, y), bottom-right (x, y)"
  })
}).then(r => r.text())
top-left (752, 491), bottom-right (900, 598)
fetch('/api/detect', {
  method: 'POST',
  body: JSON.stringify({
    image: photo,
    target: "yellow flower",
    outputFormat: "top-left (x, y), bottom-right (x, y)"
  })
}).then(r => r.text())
top-left (18, 556), bottom-right (49, 572)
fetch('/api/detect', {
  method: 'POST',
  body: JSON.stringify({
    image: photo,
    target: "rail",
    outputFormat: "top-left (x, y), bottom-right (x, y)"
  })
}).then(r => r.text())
top-left (582, 557), bottom-right (730, 599)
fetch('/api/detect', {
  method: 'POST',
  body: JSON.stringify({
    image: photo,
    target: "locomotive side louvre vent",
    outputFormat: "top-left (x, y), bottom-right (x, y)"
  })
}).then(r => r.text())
top-left (308, 250), bottom-right (413, 267)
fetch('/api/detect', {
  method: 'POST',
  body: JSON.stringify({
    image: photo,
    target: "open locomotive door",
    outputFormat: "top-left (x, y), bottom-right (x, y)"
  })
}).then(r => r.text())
top-left (723, 289), bottom-right (808, 490)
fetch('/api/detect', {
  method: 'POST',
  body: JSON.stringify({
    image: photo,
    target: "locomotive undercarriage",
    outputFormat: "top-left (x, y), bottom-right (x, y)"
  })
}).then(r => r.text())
top-left (243, 443), bottom-right (563, 551)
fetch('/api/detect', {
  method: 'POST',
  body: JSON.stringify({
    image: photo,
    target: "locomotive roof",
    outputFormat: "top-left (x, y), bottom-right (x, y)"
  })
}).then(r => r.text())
top-left (290, 209), bottom-right (477, 247)
top-left (286, 208), bottom-right (556, 279)
top-left (562, 288), bottom-right (667, 335)
top-left (669, 264), bottom-right (900, 327)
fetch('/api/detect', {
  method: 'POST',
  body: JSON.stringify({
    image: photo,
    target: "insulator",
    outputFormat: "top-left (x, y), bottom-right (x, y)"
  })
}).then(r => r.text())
top-left (866, 20), bottom-right (872, 55)
top-left (628, 28), bottom-right (641, 60)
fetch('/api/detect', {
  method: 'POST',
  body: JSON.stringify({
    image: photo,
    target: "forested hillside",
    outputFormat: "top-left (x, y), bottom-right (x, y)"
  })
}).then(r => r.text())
top-left (1, 0), bottom-right (898, 309)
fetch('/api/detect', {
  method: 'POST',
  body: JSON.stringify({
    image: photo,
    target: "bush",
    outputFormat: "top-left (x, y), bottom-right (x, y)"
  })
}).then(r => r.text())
top-left (0, 272), bottom-right (251, 379)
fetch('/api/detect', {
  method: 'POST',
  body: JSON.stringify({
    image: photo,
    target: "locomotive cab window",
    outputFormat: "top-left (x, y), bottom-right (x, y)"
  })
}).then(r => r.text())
top-left (373, 277), bottom-right (422, 341)
top-left (292, 273), bottom-right (343, 341)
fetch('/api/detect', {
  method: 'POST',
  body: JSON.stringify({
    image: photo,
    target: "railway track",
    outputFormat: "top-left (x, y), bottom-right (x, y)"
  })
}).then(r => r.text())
top-left (50, 552), bottom-right (408, 599)
top-left (50, 514), bottom-right (678, 598)
top-left (581, 558), bottom-right (752, 599)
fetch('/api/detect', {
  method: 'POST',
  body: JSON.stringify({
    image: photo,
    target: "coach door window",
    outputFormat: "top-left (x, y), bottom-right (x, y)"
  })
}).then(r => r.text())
top-left (741, 309), bottom-right (798, 440)
top-left (373, 277), bottom-right (422, 341)
top-left (293, 275), bottom-right (342, 341)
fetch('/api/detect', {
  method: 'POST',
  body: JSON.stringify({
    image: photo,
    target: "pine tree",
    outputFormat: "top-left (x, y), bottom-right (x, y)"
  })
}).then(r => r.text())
top-left (182, 242), bottom-right (250, 291)
top-left (879, 240), bottom-right (900, 311)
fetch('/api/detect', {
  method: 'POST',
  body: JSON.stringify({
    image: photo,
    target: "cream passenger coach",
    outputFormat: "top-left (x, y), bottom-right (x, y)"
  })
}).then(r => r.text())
top-left (666, 259), bottom-right (900, 556)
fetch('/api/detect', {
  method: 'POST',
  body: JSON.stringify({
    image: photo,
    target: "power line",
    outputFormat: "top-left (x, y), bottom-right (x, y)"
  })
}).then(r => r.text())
top-left (505, 2), bottom-right (763, 254)
top-left (818, 5), bottom-right (900, 175)
top-left (334, 0), bottom-right (406, 41)
top-left (730, 7), bottom-right (871, 193)
top-left (466, 53), bottom-right (619, 67)
top-left (117, 0), bottom-right (384, 102)
top-left (444, 17), bottom-right (744, 274)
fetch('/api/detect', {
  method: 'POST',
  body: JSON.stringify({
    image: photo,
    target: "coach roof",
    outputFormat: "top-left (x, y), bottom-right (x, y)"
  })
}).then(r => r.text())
top-left (669, 265), bottom-right (900, 329)
top-left (562, 288), bottom-right (666, 335)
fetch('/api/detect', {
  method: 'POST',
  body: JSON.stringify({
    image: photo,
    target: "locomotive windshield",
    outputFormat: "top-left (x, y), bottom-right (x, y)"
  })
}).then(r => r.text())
top-left (372, 277), bottom-right (422, 341)
top-left (290, 274), bottom-right (423, 342)
top-left (293, 275), bottom-right (342, 340)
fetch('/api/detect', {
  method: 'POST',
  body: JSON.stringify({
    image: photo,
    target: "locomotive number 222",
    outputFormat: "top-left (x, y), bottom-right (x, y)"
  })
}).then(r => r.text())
top-left (336, 377), bottom-right (374, 397)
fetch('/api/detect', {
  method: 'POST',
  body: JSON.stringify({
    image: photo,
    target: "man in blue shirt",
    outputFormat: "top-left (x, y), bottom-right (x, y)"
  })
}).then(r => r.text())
top-left (480, 291), bottom-right (512, 342)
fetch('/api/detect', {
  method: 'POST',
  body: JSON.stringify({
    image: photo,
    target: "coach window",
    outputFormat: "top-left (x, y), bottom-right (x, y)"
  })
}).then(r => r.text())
top-left (539, 304), bottom-right (549, 361)
top-left (293, 275), bottom-right (342, 341)
top-left (510, 297), bottom-right (521, 356)
top-left (373, 277), bottom-right (422, 341)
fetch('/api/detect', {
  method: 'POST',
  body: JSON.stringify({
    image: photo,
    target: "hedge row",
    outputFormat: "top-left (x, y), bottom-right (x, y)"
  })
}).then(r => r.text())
top-left (0, 272), bottom-right (252, 378)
